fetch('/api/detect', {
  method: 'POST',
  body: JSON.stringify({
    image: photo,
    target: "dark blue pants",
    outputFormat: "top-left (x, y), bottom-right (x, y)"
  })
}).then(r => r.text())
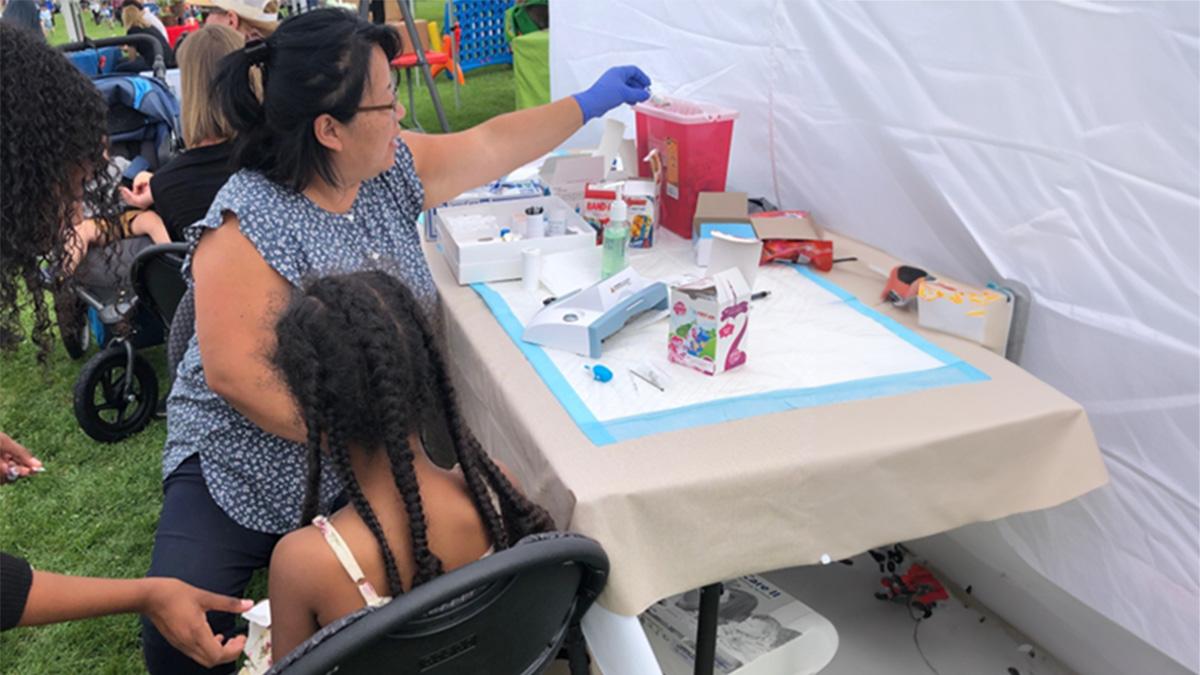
top-left (141, 455), bottom-right (281, 674)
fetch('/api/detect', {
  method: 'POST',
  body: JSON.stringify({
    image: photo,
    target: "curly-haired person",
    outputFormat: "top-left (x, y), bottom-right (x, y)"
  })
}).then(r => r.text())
top-left (256, 271), bottom-right (555, 671)
top-left (0, 22), bottom-right (122, 361)
top-left (0, 23), bottom-right (252, 669)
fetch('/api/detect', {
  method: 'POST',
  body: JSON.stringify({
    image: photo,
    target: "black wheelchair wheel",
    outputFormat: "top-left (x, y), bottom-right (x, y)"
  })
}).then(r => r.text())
top-left (73, 345), bottom-right (158, 443)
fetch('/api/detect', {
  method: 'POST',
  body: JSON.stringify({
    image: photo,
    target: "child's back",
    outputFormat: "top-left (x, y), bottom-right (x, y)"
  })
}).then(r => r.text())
top-left (270, 434), bottom-right (500, 632)
top-left (259, 271), bottom-right (555, 668)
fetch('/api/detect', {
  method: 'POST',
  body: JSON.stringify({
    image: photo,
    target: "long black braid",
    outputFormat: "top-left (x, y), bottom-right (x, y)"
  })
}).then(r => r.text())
top-left (372, 276), bottom-right (557, 544)
top-left (310, 279), bottom-right (445, 588)
top-left (272, 270), bottom-right (553, 596)
top-left (326, 417), bottom-right (406, 595)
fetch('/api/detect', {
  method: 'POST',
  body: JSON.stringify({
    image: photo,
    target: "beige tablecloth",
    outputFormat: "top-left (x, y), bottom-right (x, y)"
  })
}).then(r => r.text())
top-left (425, 229), bottom-right (1108, 617)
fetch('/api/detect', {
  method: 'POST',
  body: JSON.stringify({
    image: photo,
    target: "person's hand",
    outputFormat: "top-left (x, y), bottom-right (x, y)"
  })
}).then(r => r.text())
top-left (0, 432), bottom-right (43, 484)
top-left (572, 65), bottom-right (652, 124)
top-left (133, 171), bottom-right (153, 193)
top-left (120, 172), bottom-right (155, 209)
top-left (140, 578), bottom-right (253, 668)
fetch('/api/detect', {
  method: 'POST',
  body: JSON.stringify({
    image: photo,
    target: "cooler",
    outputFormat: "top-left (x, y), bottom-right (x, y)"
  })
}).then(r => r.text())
top-left (634, 96), bottom-right (738, 239)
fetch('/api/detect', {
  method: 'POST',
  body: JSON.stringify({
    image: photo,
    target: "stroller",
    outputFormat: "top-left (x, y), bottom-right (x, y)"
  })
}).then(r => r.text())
top-left (55, 39), bottom-right (187, 443)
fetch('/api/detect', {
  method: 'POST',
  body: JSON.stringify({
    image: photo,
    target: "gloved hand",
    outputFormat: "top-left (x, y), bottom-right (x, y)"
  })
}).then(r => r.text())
top-left (572, 66), bottom-right (652, 124)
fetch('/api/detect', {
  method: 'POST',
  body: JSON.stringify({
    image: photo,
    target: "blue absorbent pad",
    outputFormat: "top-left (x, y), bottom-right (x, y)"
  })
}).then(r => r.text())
top-left (471, 261), bottom-right (989, 446)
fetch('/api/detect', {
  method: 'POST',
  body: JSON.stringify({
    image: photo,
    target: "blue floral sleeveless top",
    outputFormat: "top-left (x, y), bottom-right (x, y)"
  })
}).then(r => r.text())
top-left (164, 142), bottom-right (435, 534)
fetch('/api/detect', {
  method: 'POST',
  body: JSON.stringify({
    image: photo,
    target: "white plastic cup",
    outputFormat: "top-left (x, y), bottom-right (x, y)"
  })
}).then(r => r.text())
top-left (521, 248), bottom-right (543, 294)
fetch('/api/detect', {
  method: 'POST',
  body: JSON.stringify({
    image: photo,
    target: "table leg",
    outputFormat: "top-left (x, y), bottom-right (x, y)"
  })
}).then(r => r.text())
top-left (693, 582), bottom-right (723, 675)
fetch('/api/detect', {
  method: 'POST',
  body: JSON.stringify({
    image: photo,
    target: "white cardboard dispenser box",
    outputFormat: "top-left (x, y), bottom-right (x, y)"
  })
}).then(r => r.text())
top-left (434, 196), bottom-right (597, 285)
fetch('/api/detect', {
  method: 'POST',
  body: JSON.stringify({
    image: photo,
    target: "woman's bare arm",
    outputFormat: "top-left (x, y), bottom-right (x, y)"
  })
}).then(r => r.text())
top-left (191, 213), bottom-right (306, 442)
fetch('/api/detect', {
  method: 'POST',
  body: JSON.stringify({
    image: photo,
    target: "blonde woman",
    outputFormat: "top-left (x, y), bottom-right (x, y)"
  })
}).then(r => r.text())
top-left (193, 0), bottom-right (276, 38)
top-left (116, 2), bottom-right (175, 71)
top-left (121, 25), bottom-right (244, 240)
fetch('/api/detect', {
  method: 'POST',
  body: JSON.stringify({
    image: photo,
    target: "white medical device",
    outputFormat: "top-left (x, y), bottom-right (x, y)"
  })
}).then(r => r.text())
top-left (521, 267), bottom-right (668, 358)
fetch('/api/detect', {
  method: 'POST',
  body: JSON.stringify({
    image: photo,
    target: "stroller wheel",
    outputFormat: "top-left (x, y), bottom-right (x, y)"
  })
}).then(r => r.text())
top-left (54, 287), bottom-right (89, 360)
top-left (73, 345), bottom-right (158, 443)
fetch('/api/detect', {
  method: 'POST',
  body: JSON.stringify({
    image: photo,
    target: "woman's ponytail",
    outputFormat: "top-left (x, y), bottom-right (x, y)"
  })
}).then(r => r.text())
top-left (215, 40), bottom-right (270, 170)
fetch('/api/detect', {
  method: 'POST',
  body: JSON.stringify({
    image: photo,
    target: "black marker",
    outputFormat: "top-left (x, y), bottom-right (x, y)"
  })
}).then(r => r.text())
top-left (750, 290), bottom-right (771, 301)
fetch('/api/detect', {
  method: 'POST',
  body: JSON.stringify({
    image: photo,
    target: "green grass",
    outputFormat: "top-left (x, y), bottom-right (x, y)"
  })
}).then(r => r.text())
top-left (0, 329), bottom-right (169, 673)
top-left (402, 63), bottom-right (515, 133)
top-left (46, 14), bottom-right (125, 45)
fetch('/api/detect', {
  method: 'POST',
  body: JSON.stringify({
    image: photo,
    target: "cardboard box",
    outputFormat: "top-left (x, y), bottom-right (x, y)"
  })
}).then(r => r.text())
top-left (916, 278), bottom-right (1014, 355)
top-left (693, 195), bottom-right (823, 266)
top-left (386, 19), bottom-right (431, 54)
top-left (668, 268), bottom-right (751, 376)
top-left (539, 154), bottom-right (606, 214)
top-left (693, 192), bottom-right (754, 266)
top-left (541, 119), bottom-right (641, 214)
top-left (750, 212), bottom-right (820, 242)
top-left (433, 195), bottom-right (597, 285)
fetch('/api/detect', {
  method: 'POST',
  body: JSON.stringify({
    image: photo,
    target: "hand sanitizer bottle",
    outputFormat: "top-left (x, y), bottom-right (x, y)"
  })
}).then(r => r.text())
top-left (600, 197), bottom-right (630, 279)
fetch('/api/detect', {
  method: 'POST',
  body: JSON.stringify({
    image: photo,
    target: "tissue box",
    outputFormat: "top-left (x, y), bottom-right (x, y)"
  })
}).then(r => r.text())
top-left (433, 196), bottom-right (596, 285)
top-left (668, 268), bottom-right (751, 376)
top-left (916, 279), bottom-right (1013, 355)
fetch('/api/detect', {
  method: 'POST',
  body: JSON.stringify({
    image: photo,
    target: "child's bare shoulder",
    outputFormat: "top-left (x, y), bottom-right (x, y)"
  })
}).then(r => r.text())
top-left (271, 523), bottom-right (340, 579)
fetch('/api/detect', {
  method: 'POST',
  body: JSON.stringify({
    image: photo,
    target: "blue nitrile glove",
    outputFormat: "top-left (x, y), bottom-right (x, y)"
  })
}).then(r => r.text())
top-left (572, 66), bottom-right (652, 124)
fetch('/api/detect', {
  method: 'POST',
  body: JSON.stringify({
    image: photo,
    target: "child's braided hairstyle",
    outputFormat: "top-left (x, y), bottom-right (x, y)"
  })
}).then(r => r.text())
top-left (272, 270), bottom-right (554, 594)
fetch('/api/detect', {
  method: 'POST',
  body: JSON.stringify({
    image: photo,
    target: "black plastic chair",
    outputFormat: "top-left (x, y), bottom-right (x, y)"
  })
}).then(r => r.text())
top-left (269, 532), bottom-right (609, 675)
top-left (130, 242), bottom-right (189, 331)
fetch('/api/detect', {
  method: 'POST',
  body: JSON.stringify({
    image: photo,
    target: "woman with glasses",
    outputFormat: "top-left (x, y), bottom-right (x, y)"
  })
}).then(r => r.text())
top-left (141, 7), bottom-right (650, 673)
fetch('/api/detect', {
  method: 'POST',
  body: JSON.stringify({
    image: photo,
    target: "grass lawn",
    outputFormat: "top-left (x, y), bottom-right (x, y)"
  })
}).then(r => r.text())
top-left (0, 337), bottom-right (170, 673)
top-left (46, 14), bottom-right (124, 45)
top-left (4, 1), bottom-right (519, 671)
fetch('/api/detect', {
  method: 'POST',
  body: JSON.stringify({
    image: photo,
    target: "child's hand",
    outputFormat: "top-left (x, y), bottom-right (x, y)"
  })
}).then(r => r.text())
top-left (120, 185), bottom-right (153, 209)
top-left (121, 171), bottom-right (155, 208)
top-left (132, 171), bottom-right (153, 193)
top-left (0, 432), bottom-right (43, 484)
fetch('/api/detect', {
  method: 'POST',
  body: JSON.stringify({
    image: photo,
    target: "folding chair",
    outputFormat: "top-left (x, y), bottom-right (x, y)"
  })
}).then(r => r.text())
top-left (268, 532), bottom-right (609, 675)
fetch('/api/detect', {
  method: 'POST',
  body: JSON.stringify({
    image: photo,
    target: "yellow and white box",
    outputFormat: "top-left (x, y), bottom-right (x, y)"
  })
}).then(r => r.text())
top-left (916, 279), bottom-right (1013, 355)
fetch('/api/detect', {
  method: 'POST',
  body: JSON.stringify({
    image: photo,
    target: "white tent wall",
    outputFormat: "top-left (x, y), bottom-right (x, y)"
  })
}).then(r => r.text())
top-left (550, 2), bottom-right (1199, 673)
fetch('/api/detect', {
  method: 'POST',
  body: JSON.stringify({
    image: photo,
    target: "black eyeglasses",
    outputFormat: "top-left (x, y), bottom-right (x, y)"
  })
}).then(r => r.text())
top-left (356, 101), bottom-right (398, 113)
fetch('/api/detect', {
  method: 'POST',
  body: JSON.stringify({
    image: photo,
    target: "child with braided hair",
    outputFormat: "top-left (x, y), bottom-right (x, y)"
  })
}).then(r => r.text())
top-left (260, 270), bottom-right (555, 667)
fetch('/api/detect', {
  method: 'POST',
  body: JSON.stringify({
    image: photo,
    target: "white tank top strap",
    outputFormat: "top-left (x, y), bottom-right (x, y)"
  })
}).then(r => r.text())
top-left (311, 515), bottom-right (390, 608)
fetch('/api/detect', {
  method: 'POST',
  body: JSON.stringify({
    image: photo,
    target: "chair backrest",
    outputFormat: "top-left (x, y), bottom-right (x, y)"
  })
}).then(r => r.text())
top-left (269, 532), bottom-right (609, 675)
top-left (130, 242), bottom-right (189, 330)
